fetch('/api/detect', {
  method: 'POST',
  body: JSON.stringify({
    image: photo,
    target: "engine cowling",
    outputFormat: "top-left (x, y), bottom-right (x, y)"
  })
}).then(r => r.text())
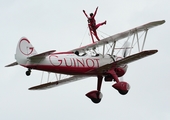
top-left (112, 81), bottom-right (130, 95)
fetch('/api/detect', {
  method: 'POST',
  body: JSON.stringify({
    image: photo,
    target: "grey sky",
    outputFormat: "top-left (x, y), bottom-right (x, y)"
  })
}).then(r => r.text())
top-left (1, 0), bottom-right (170, 120)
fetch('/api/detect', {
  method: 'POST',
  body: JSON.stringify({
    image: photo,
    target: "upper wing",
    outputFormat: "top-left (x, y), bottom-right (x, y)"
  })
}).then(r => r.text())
top-left (94, 50), bottom-right (158, 73)
top-left (70, 20), bottom-right (165, 53)
top-left (29, 75), bottom-right (89, 90)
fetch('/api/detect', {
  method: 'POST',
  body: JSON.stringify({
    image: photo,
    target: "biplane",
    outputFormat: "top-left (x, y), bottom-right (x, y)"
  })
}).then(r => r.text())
top-left (5, 20), bottom-right (165, 103)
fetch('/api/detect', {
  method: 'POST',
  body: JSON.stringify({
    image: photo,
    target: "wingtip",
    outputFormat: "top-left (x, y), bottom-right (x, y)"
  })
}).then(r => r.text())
top-left (161, 20), bottom-right (166, 24)
top-left (28, 86), bottom-right (41, 90)
top-left (143, 49), bottom-right (158, 55)
top-left (28, 87), bottom-right (33, 90)
top-left (151, 49), bottom-right (158, 54)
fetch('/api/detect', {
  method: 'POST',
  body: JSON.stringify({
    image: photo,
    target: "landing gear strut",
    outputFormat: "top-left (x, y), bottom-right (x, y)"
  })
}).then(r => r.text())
top-left (86, 69), bottom-right (130, 103)
top-left (86, 76), bottom-right (103, 104)
top-left (26, 69), bottom-right (31, 76)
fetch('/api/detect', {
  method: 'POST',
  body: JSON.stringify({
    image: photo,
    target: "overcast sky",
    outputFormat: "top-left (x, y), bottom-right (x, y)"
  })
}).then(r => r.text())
top-left (1, 0), bottom-right (170, 120)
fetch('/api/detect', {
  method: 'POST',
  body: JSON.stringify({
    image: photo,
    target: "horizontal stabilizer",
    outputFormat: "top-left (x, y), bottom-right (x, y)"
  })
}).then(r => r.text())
top-left (28, 50), bottom-right (56, 60)
top-left (5, 61), bottom-right (18, 67)
top-left (29, 75), bottom-right (88, 90)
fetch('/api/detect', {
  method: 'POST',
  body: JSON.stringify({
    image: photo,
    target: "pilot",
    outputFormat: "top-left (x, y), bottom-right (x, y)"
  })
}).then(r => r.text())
top-left (75, 51), bottom-right (86, 56)
top-left (75, 51), bottom-right (79, 56)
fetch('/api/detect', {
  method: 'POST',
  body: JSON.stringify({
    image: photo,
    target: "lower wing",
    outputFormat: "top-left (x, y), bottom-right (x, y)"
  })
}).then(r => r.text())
top-left (29, 75), bottom-right (89, 90)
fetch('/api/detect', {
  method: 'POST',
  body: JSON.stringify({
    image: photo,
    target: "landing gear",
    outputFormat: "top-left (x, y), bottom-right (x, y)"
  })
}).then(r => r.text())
top-left (86, 90), bottom-right (103, 104)
top-left (112, 81), bottom-right (130, 95)
top-left (118, 90), bottom-right (129, 95)
top-left (25, 69), bottom-right (31, 76)
top-left (86, 69), bottom-right (130, 103)
top-left (86, 76), bottom-right (103, 104)
top-left (92, 98), bottom-right (101, 103)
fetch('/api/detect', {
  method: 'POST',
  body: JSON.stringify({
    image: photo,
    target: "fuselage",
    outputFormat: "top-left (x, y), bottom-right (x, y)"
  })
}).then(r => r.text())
top-left (23, 53), bottom-right (115, 75)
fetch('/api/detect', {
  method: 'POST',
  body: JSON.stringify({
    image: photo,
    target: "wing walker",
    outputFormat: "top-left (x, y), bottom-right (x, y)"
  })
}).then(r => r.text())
top-left (83, 7), bottom-right (106, 43)
top-left (5, 8), bottom-right (165, 103)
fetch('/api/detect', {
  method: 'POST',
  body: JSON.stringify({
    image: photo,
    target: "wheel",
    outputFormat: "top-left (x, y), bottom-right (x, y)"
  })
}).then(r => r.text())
top-left (118, 90), bottom-right (128, 95)
top-left (26, 70), bottom-right (31, 76)
top-left (91, 98), bottom-right (101, 104)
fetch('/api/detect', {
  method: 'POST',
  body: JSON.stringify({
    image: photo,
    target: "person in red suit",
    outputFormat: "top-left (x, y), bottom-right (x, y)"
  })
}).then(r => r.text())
top-left (83, 7), bottom-right (106, 41)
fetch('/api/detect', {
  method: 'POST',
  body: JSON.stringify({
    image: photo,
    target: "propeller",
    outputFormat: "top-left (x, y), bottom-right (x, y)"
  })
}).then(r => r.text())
top-left (122, 42), bottom-right (130, 58)
top-left (119, 42), bottom-right (130, 81)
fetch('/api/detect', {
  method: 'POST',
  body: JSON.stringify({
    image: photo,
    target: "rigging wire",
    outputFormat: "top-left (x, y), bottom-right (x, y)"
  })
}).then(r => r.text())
top-left (79, 26), bottom-right (89, 47)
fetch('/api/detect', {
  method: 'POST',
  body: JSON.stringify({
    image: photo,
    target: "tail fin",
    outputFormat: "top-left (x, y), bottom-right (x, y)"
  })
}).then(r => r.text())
top-left (15, 37), bottom-right (37, 65)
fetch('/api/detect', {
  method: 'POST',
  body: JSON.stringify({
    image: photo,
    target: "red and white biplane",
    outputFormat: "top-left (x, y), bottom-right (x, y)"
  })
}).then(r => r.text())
top-left (6, 20), bottom-right (165, 103)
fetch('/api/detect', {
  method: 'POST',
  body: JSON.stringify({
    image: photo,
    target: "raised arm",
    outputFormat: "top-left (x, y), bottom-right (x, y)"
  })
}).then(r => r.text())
top-left (92, 7), bottom-right (98, 18)
top-left (83, 10), bottom-right (89, 18)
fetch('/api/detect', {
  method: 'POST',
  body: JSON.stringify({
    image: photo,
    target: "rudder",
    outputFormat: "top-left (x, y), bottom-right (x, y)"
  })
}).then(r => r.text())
top-left (15, 37), bottom-right (37, 65)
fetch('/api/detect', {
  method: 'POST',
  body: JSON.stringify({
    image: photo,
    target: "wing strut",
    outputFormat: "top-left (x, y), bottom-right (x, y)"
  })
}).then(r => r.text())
top-left (102, 43), bottom-right (105, 57)
top-left (40, 72), bottom-right (44, 84)
top-left (111, 41), bottom-right (116, 56)
top-left (47, 72), bottom-right (50, 82)
top-left (135, 29), bottom-right (140, 52)
top-left (141, 29), bottom-right (148, 51)
top-left (129, 33), bottom-right (135, 55)
top-left (134, 29), bottom-right (149, 52)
